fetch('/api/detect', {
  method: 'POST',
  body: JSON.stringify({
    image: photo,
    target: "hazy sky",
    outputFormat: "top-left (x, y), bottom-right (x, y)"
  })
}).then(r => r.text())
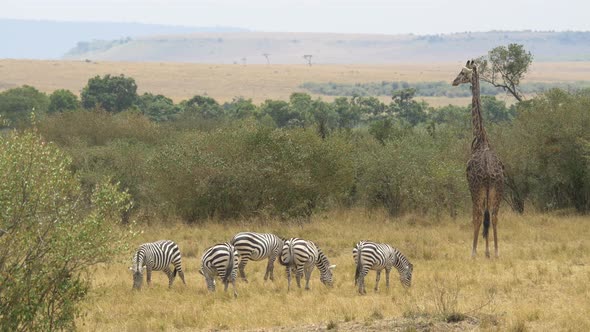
top-left (2, 0), bottom-right (589, 34)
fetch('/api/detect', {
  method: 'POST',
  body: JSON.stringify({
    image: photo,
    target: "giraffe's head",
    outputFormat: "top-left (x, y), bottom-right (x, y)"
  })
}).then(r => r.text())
top-left (452, 60), bottom-right (475, 86)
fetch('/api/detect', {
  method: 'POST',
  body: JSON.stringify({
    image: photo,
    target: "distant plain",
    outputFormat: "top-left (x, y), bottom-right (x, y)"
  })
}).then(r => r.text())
top-left (2, 59), bottom-right (590, 106)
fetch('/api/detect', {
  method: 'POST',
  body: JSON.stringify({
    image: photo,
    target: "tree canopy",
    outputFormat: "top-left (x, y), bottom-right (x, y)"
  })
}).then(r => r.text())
top-left (477, 43), bottom-right (533, 101)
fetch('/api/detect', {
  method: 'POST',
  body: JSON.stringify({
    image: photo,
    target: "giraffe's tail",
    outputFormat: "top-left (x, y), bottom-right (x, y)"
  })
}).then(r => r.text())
top-left (482, 209), bottom-right (490, 239)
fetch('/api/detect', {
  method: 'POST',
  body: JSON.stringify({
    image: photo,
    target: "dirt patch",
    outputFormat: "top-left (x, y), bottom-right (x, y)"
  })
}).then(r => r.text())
top-left (250, 315), bottom-right (480, 332)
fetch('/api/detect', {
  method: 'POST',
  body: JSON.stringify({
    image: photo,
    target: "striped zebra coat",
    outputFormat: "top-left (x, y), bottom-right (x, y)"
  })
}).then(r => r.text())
top-left (199, 242), bottom-right (239, 298)
top-left (130, 240), bottom-right (186, 290)
top-left (279, 238), bottom-right (335, 291)
top-left (230, 232), bottom-right (284, 282)
top-left (353, 240), bottom-right (413, 294)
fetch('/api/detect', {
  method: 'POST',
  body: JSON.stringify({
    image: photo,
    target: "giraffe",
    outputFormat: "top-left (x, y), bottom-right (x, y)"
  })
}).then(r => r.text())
top-left (452, 60), bottom-right (505, 258)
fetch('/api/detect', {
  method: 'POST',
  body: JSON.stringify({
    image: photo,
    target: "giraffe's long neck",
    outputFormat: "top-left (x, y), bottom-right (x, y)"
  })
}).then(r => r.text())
top-left (471, 66), bottom-right (488, 151)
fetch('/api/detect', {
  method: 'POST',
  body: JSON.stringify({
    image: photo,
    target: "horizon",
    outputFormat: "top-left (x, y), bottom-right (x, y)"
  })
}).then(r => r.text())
top-left (4, 17), bottom-right (590, 36)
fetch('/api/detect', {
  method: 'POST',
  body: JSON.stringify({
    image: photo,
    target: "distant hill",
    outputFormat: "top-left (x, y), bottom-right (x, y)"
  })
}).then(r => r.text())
top-left (0, 19), bottom-right (246, 59)
top-left (63, 30), bottom-right (590, 64)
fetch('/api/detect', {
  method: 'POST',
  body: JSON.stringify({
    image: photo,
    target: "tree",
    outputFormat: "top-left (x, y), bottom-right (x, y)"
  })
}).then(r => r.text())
top-left (262, 53), bottom-right (271, 65)
top-left (332, 97), bottom-right (361, 129)
top-left (137, 93), bottom-right (180, 122)
top-left (481, 96), bottom-right (515, 123)
top-left (303, 54), bottom-right (313, 66)
top-left (477, 43), bottom-right (533, 102)
top-left (48, 89), bottom-right (79, 113)
top-left (390, 88), bottom-right (427, 126)
top-left (310, 99), bottom-right (338, 139)
top-left (0, 130), bottom-right (132, 331)
top-left (81, 74), bottom-right (138, 112)
top-left (258, 100), bottom-right (291, 127)
top-left (223, 97), bottom-right (257, 119)
top-left (181, 95), bottom-right (224, 119)
top-left (0, 85), bottom-right (49, 128)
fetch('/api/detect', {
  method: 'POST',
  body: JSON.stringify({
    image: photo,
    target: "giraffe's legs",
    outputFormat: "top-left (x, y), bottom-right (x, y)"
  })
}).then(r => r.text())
top-left (472, 208), bottom-right (483, 258)
top-left (484, 214), bottom-right (491, 259)
top-left (490, 186), bottom-right (502, 258)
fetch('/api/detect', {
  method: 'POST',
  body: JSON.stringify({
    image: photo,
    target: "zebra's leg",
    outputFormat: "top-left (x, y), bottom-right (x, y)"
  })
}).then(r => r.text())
top-left (146, 267), bottom-right (152, 287)
top-left (385, 267), bottom-right (391, 290)
top-left (178, 269), bottom-right (186, 285)
top-left (232, 277), bottom-right (238, 298)
top-left (374, 269), bottom-right (381, 292)
top-left (295, 266), bottom-right (303, 289)
top-left (206, 275), bottom-right (215, 292)
top-left (164, 267), bottom-right (174, 288)
top-left (238, 258), bottom-right (249, 282)
top-left (304, 266), bottom-right (313, 290)
top-left (265, 256), bottom-right (276, 281)
top-left (286, 266), bottom-right (292, 291)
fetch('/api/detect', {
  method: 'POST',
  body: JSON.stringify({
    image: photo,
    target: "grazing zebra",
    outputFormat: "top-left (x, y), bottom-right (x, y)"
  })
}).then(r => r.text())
top-left (279, 238), bottom-right (336, 291)
top-left (199, 242), bottom-right (239, 298)
top-left (230, 232), bottom-right (284, 282)
top-left (353, 240), bottom-right (413, 294)
top-left (130, 240), bottom-right (186, 290)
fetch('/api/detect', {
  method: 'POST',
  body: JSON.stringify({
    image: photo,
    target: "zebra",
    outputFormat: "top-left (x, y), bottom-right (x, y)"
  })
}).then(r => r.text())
top-left (353, 240), bottom-right (413, 294)
top-left (130, 240), bottom-right (186, 290)
top-left (199, 242), bottom-right (239, 298)
top-left (279, 238), bottom-right (336, 291)
top-left (230, 232), bottom-right (284, 282)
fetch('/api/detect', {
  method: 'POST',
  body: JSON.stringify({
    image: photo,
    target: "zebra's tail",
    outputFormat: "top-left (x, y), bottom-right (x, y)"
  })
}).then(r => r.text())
top-left (278, 240), bottom-right (292, 267)
top-left (354, 243), bottom-right (362, 286)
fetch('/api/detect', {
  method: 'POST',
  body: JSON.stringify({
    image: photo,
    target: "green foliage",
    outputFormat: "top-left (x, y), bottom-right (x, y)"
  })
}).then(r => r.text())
top-left (0, 85), bottom-right (49, 128)
top-left (81, 74), bottom-right (138, 112)
top-left (477, 43), bottom-right (533, 101)
top-left (181, 95), bottom-right (224, 119)
top-left (481, 96), bottom-right (516, 123)
top-left (223, 97), bottom-right (257, 119)
top-left (137, 92), bottom-right (180, 122)
top-left (147, 122), bottom-right (354, 221)
top-left (0, 130), bottom-right (132, 331)
top-left (258, 99), bottom-right (299, 128)
top-left (356, 127), bottom-right (469, 216)
top-left (391, 88), bottom-right (428, 126)
top-left (48, 89), bottom-right (80, 113)
top-left (497, 89), bottom-right (590, 212)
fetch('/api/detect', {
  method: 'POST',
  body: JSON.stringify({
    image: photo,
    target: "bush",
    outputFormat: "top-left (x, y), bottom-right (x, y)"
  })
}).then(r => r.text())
top-left (356, 127), bottom-right (469, 217)
top-left (0, 130), bottom-right (132, 331)
top-left (147, 122), bottom-right (354, 221)
top-left (48, 89), bottom-right (80, 113)
top-left (0, 85), bottom-right (49, 128)
top-left (497, 89), bottom-right (590, 212)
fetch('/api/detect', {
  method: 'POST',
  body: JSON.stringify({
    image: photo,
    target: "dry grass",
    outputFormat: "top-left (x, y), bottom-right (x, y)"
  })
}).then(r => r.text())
top-left (79, 209), bottom-right (590, 331)
top-left (2, 60), bottom-right (590, 105)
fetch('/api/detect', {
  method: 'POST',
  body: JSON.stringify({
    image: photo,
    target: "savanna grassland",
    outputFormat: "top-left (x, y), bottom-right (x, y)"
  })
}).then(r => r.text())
top-left (80, 209), bottom-right (590, 331)
top-left (2, 59), bottom-right (590, 106)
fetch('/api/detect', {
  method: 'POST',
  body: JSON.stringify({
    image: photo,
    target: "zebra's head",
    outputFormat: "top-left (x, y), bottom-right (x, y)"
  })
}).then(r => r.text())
top-left (129, 265), bottom-right (144, 290)
top-left (130, 251), bottom-right (144, 290)
top-left (320, 264), bottom-right (336, 287)
top-left (400, 262), bottom-right (413, 288)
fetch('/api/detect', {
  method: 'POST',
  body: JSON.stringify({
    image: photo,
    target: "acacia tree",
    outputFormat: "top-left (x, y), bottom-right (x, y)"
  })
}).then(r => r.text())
top-left (477, 43), bottom-right (533, 102)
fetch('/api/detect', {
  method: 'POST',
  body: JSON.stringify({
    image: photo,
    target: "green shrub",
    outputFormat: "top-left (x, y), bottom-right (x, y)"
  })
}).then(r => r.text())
top-left (0, 85), bottom-right (49, 128)
top-left (0, 130), bottom-right (132, 331)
